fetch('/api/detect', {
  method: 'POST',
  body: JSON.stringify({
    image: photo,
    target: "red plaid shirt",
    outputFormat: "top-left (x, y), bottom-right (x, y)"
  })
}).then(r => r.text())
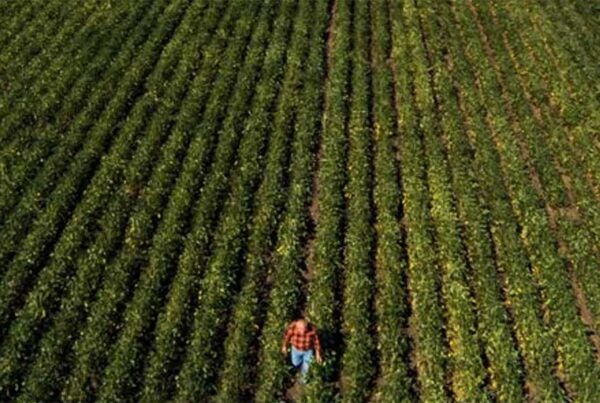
top-left (283, 322), bottom-right (321, 353)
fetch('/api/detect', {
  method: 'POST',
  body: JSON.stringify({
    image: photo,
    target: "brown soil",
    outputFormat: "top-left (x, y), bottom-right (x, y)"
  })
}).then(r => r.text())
top-left (467, 0), bottom-right (548, 205)
top-left (545, 205), bottom-right (600, 360)
top-left (301, 0), bottom-right (337, 285)
top-left (486, 0), bottom-right (599, 361)
top-left (284, 376), bottom-right (302, 402)
top-left (466, 0), bottom-right (570, 395)
top-left (570, 276), bottom-right (600, 359)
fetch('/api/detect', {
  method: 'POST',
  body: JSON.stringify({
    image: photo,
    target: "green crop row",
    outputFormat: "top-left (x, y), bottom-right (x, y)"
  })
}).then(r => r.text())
top-left (0, 0), bottom-right (50, 49)
top-left (503, 0), bottom-right (600, 247)
top-left (445, 2), bottom-right (566, 399)
top-left (370, 0), bottom-right (411, 400)
top-left (339, 0), bottom-right (376, 401)
top-left (96, 2), bottom-right (273, 401)
top-left (408, 0), bottom-right (489, 399)
top-left (547, 0), bottom-right (600, 78)
top-left (0, 0), bottom-right (200, 275)
top-left (466, 3), bottom-right (569, 209)
top-left (0, 3), bottom-right (168, 227)
top-left (209, 0), bottom-right (323, 400)
top-left (250, 0), bottom-right (327, 399)
top-left (0, 0), bottom-right (195, 333)
top-left (525, 1), bottom-right (600, 193)
top-left (0, 0), bottom-right (203, 337)
top-left (0, 0), bottom-right (179, 392)
top-left (492, 0), bottom-right (600, 337)
top-left (518, 4), bottom-right (600, 144)
top-left (303, 0), bottom-right (353, 400)
top-left (0, 0), bottom-right (163, 211)
top-left (468, 3), bottom-right (600, 400)
top-left (0, 0), bottom-right (115, 131)
top-left (0, 0), bottom-right (166, 254)
top-left (0, 0), bottom-right (90, 104)
top-left (391, 0), bottom-right (449, 400)
top-left (419, 1), bottom-right (525, 400)
top-left (456, 0), bottom-right (599, 399)
top-left (172, 1), bottom-right (304, 400)
top-left (0, 0), bottom-right (214, 399)
top-left (58, 2), bottom-right (245, 401)
top-left (136, 1), bottom-right (292, 400)
top-left (525, 1), bottom-right (600, 118)
top-left (15, 0), bottom-right (238, 396)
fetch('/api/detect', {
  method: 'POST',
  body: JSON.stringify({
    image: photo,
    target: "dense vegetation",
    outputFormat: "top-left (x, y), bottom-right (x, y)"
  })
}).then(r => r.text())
top-left (1, 0), bottom-right (599, 401)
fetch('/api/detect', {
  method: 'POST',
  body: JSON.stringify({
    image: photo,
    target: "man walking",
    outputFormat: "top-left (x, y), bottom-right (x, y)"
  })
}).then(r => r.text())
top-left (281, 317), bottom-right (322, 383)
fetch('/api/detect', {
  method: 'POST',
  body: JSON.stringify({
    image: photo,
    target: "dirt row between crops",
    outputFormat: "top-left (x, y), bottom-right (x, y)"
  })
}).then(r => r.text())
top-left (286, 0), bottom-right (338, 400)
top-left (302, 0), bottom-right (337, 295)
top-left (468, 0), bottom-right (600, 385)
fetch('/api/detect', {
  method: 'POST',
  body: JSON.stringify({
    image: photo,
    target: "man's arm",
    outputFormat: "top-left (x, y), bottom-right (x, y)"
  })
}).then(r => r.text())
top-left (281, 322), bottom-right (294, 353)
top-left (313, 330), bottom-right (322, 362)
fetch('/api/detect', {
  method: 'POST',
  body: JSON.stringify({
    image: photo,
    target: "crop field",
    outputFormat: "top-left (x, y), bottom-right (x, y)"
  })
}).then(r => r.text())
top-left (1, 0), bottom-right (599, 401)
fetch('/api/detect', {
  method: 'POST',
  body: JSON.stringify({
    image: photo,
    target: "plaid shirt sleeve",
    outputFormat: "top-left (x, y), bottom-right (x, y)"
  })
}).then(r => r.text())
top-left (282, 323), bottom-right (294, 346)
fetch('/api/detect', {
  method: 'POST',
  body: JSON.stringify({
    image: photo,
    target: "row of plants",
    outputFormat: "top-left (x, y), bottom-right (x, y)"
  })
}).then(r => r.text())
top-left (338, 0), bottom-right (376, 401)
top-left (527, 0), bottom-right (600, 124)
top-left (0, 0), bottom-right (198, 334)
top-left (512, 2), bottom-right (600, 162)
top-left (0, 0), bottom-right (89, 106)
top-left (0, 0), bottom-right (162, 211)
top-left (546, 0), bottom-right (600, 79)
top-left (0, 0), bottom-right (199, 274)
top-left (369, 0), bottom-right (411, 400)
top-left (407, 0), bottom-right (489, 399)
top-left (0, 0), bottom-right (113, 131)
top-left (0, 0), bottom-right (215, 399)
top-left (445, 2), bottom-right (566, 399)
top-left (0, 0), bottom-right (165, 244)
top-left (171, 0), bottom-right (304, 400)
top-left (0, 0), bottom-right (50, 50)
top-left (14, 0), bottom-right (249, 397)
top-left (248, 0), bottom-right (327, 399)
top-left (490, 0), bottom-right (593, 210)
top-left (0, 0), bottom-right (205, 228)
top-left (507, 0), bottom-right (600, 246)
top-left (134, 0), bottom-right (291, 400)
top-left (390, 0), bottom-right (448, 400)
top-left (303, 0), bottom-right (353, 400)
top-left (418, 0), bottom-right (525, 399)
top-left (492, 0), bottom-right (600, 340)
top-left (457, 1), bottom-right (599, 399)
top-left (472, 3), bottom-right (570, 209)
top-left (203, 0), bottom-right (322, 400)
top-left (530, 0), bottom-right (600, 189)
top-left (95, 1), bottom-right (276, 400)
top-left (469, 1), bottom-right (600, 397)
top-left (58, 2), bottom-right (249, 401)
top-left (0, 0), bottom-right (205, 336)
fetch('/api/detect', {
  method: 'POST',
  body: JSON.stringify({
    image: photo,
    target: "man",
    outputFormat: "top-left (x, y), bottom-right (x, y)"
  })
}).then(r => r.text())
top-left (281, 317), bottom-right (322, 383)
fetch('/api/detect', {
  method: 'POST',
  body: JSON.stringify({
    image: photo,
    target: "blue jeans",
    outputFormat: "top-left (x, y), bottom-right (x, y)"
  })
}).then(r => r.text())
top-left (290, 345), bottom-right (314, 383)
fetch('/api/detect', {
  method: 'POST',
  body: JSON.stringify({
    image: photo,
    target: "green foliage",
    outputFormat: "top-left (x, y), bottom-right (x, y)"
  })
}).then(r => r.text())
top-left (390, 0), bottom-right (449, 400)
top-left (370, 0), bottom-right (411, 400)
top-left (338, 0), bottom-right (376, 401)
top-left (1, 1), bottom-right (598, 401)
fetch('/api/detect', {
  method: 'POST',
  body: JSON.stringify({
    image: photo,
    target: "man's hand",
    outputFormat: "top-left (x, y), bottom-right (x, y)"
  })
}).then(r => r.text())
top-left (315, 352), bottom-right (322, 364)
top-left (281, 345), bottom-right (288, 355)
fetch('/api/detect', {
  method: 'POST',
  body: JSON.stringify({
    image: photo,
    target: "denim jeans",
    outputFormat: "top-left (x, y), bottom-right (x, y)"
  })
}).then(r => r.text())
top-left (290, 345), bottom-right (314, 383)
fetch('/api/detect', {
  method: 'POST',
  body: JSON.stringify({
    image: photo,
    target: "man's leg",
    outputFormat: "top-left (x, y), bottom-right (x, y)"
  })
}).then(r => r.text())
top-left (299, 349), bottom-right (314, 384)
top-left (291, 345), bottom-right (302, 369)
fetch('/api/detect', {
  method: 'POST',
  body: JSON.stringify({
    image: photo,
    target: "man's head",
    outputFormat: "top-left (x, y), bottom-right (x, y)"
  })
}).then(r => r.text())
top-left (295, 318), bottom-right (308, 332)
